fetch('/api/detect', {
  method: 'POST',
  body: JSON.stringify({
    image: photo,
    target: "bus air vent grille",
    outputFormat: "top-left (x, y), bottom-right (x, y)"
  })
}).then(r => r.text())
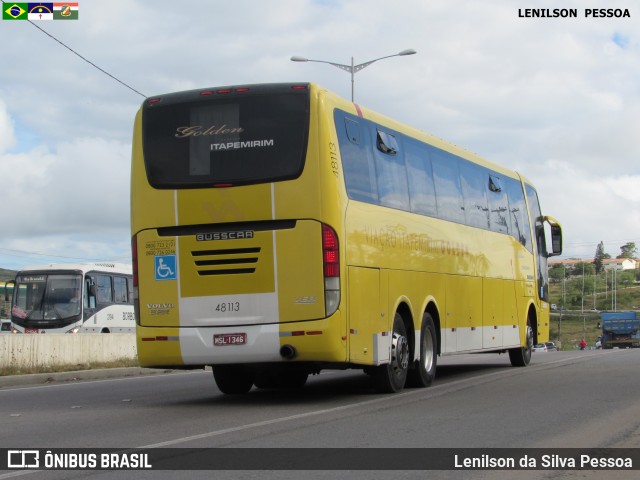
top-left (191, 247), bottom-right (261, 276)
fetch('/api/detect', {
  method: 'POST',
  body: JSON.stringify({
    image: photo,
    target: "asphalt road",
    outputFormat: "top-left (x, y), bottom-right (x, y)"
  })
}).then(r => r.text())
top-left (1, 349), bottom-right (639, 480)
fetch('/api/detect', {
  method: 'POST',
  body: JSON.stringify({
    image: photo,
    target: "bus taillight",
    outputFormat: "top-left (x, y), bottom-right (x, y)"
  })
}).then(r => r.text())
top-left (322, 224), bottom-right (339, 277)
top-left (322, 224), bottom-right (340, 316)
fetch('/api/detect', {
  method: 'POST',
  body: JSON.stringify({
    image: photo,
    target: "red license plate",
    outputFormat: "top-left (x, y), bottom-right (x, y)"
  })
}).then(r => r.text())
top-left (25, 328), bottom-right (40, 334)
top-left (213, 333), bottom-right (247, 346)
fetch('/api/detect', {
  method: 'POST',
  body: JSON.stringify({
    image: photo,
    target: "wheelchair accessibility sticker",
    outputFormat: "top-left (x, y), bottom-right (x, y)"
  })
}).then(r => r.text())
top-left (155, 255), bottom-right (177, 281)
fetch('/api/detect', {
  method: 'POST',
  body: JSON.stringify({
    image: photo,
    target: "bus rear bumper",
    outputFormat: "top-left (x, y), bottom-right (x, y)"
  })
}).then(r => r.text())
top-left (136, 314), bottom-right (346, 367)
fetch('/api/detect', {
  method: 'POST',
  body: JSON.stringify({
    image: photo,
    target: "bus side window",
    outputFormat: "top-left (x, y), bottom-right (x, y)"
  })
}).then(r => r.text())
top-left (432, 149), bottom-right (465, 223)
top-left (459, 162), bottom-right (489, 229)
top-left (95, 275), bottom-right (113, 305)
top-left (505, 178), bottom-right (532, 252)
top-left (114, 276), bottom-right (128, 303)
top-left (374, 129), bottom-right (409, 211)
top-left (405, 140), bottom-right (437, 217)
top-left (127, 278), bottom-right (133, 305)
top-left (487, 174), bottom-right (511, 234)
top-left (337, 113), bottom-right (379, 204)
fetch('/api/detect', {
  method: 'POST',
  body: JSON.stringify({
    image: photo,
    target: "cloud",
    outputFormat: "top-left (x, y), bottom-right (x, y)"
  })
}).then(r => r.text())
top-left (0, 99), bottom-right (130, 266)
top-left (1, 135), bottom-right (129, 237)
top-left (0, 99), bottom-right (16, 152)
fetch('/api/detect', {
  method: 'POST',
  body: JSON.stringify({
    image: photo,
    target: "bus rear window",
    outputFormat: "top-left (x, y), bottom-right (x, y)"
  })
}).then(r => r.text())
top-left (142, 87), bottom-right (310, 188)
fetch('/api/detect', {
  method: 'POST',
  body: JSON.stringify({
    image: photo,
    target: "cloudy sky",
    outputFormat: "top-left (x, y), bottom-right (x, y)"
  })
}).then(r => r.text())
top-left (0, 0), bottom-right (638, 270)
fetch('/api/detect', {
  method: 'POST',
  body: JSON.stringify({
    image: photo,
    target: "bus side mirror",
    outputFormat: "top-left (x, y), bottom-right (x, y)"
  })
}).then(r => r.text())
top-left (86, 281), bottom-right (97, 309)
top-left (543, 216), bottom-right (563, 257)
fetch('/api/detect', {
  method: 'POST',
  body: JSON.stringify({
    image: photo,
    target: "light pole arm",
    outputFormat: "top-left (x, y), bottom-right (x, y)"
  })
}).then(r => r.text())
top-left (291, 57), bottom-right (352, 73)
top-left (353, 54), bottom-right (402, 73)
top-left (290, 49), bottom-right (416, 102)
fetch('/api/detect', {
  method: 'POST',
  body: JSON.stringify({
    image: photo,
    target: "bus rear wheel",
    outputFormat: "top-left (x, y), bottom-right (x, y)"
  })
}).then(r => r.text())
top-left (509, 319), bottom-right (533, 367)
top-left (373, 313), bottom-right (409, 393)
top-left (213, 365), bottom-right (255, 394)
top-left (406, 312), bottom-right (437, 388)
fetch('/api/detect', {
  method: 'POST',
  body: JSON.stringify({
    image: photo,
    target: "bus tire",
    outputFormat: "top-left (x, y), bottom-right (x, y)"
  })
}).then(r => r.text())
top-left (213, 365), bottom-right (255, 394)
top-left (406, 312), bottom-right (437, 388)
top-left (373, 313), bottom-right (409, 393)
top-left (509, 318), bottom-right (533, 367)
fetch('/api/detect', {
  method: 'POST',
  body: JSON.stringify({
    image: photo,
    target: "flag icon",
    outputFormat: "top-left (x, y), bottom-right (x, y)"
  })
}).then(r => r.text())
top-left (2, 3), bottom-right (28, 20)
top-left (27, 3), bottom-right (54, 20)
top-left (53, 2), bottom-right (78, 20)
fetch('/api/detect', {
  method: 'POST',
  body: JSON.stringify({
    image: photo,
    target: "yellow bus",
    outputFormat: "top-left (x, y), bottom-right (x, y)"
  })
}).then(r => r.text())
top-left (131, 83), bottom-right (562, 394)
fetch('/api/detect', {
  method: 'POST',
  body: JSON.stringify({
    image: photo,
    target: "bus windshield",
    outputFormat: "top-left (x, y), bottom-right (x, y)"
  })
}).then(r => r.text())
top-left (142, 85), bottom-right (310, 188)
top-left (12, 273), bottom-right (82, 327)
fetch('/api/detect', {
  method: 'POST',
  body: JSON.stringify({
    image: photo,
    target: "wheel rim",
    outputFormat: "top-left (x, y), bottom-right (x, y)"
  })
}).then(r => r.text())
top-left (392, 330), bottom-right (409, 373)
top-left (523, 322), bottom-right (533, 363)
top-left (423, 329), bottom-right (435, 372)
top-left (526, 324), bottom-right (533, 350)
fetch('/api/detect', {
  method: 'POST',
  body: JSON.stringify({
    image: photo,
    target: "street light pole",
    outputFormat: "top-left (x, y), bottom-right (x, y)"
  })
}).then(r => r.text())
top-left (290, 49), bottom-right (417, 102)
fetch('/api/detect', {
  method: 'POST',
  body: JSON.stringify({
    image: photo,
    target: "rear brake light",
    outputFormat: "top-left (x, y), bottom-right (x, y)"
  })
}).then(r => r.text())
top-left (214, 88), bottom-right (250, 94)
top-left (322, 224), bottom-right (339, 277)
top-left (322, 224), bottom-right (340, 316)
top-left (292, 85), bottom-right (308, 90)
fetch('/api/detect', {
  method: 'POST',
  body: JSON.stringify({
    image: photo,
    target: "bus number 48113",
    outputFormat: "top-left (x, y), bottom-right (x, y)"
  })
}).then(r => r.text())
top-left (215, 302), bottom-right (240, 313)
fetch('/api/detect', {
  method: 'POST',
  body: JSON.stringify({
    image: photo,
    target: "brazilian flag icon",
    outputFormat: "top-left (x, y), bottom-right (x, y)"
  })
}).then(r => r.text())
top-left (3, 3), bottom-right (28, 20)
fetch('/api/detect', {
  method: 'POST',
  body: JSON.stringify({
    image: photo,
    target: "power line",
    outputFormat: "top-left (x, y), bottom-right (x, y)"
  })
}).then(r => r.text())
top-left (2, 1), bottom-right (146, 98)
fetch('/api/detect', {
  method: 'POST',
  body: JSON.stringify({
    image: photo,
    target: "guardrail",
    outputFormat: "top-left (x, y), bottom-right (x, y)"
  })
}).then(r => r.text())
top-left (0, 334), bottom-right (136, 369)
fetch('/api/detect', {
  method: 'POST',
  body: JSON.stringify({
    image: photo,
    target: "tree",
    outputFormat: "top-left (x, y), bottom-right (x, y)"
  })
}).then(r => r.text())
top-left (593, 241), bottom-right (610, 274)
top-left (549, 264), bottom-right (565, 282)
top-left (617, 242), bottom-right (637, 259)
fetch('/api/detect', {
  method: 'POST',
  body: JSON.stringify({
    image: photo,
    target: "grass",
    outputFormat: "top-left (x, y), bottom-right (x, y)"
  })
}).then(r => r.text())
top-left (548, 313), bottom-right (602, 350)
top-left (0, 358), bottom-right (139, 377)
top-left (548, 274), bottom-right (640, 350)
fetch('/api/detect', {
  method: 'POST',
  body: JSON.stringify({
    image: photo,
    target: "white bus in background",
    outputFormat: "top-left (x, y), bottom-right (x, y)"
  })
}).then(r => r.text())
top-left (9, 263), bottom-right (135, 334)
top-left (1, 281), bottom-right (14, 333)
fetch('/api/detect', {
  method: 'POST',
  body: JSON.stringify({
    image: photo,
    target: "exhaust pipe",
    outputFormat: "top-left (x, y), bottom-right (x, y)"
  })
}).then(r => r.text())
top-left (280, 344), bottom-right (297, 360)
